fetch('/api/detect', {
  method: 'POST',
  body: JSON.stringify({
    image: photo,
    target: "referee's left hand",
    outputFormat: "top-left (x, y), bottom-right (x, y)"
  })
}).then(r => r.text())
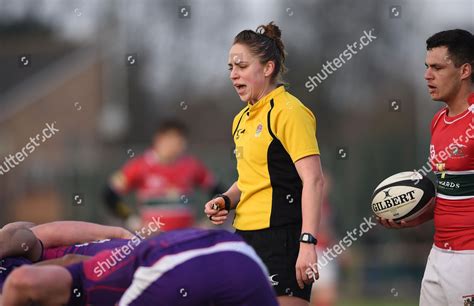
top-left (295, 243), bottom-right (318, 289)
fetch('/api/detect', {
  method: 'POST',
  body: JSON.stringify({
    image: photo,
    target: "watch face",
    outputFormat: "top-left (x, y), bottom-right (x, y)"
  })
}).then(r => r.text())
top-left (300, 233), bottom-right (316, 244)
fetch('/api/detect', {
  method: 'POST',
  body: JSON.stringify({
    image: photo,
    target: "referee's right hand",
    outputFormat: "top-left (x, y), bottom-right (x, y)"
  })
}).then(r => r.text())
top-left (204, 197), bottom-right (229, 225)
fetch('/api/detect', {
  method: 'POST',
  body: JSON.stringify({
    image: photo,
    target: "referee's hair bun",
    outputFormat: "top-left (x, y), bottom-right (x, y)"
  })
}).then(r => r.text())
top-left (257, 22), bottom-right (282, 41)
top-left (257, 22), bottom-right (285, 57)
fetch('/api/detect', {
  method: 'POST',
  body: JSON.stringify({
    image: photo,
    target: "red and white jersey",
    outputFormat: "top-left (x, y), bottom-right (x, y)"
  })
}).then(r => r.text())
top-left (429, 92), bottom-right (474, 250)
top-left (120, 150), bottom-right (215, 205)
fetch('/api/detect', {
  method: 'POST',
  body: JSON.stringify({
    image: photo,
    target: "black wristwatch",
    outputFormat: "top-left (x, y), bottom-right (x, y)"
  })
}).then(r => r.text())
top-left (299, 233), bottom-right (318, 245)
top-left (212, 194), bottom-right (231, 211)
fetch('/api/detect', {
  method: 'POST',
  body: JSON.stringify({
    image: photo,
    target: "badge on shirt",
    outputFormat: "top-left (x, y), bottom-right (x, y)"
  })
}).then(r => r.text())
top-left (450, 144), bottom-right (466, 158)
top-left (255, 123), bottom-right (263, 137)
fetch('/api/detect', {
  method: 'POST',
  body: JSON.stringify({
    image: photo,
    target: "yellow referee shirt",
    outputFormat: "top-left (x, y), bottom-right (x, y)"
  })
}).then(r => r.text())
top-left (232, 85), bottom-right (320, 230)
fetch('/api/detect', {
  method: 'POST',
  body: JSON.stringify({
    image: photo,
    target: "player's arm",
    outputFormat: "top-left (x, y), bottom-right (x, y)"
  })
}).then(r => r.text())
top-left (377, 198), bottom-right (435, 229)
top-left (31, 221), bottom-right (134, 249)
top-left (2, 265), bottom-right (71, 306)
top-left (34, 254), bottom-right (91, 267)
top-left (224, 181), bottom-right (241, 207)
top-left (204, 181), bottom-right (241, 225)
top-left (295, 154), bottom-right (324, 288)
top-left (104, 170), bottom-right (134, 220)
top-left (273, 104), bottom-right (322, 288)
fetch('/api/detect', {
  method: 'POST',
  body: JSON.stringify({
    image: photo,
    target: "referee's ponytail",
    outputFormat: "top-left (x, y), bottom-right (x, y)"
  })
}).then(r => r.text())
top-left (233, 21), bottom-right (288, 85)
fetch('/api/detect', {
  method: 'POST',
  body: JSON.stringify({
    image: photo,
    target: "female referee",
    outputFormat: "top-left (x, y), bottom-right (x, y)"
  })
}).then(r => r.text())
top-left (204, 21), bottom-right (324, 305)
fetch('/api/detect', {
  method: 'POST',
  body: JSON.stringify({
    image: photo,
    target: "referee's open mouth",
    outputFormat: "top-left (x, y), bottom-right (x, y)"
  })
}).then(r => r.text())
top-left (234, 84), bottom-right (247, 95)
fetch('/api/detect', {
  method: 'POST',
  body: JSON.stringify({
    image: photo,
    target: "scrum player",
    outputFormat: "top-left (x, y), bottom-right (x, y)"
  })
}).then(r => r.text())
top-left (0, 221), bottom-right (133, 291)
top-left (2, 228), bottom-right (278, 306)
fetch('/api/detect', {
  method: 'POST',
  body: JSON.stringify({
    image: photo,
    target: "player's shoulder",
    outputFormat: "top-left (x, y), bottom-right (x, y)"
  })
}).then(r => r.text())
top-left (125, 151), bottom-right (146, 163)
top-left (432, 106), bottom-right (447, 119)
top-left (121, 152), bottom-right (153, 176)
top-left (431, 106), bottom-right (447, 131)
top-left (272, 89), bottom-right (315, 120)
top-left (139, 150), bottom-right (163, 166)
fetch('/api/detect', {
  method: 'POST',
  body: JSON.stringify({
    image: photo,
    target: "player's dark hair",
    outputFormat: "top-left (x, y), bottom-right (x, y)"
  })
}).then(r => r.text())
top-left (426, 29), bottom-right (474, 82)
top-left (155, 119), bottom-right (188, 138)
top-left (233, 21), bottom-right (288, 85)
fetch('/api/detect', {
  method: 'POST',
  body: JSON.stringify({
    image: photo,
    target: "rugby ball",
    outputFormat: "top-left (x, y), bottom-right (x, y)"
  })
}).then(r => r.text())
top-left (371, 171), bottom-right (435, 222)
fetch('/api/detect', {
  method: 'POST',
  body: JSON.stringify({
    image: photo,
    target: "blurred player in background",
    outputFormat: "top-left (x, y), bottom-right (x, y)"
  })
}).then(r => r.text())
top-left (2, 228), bottom-right (278, 306)
top-left (204, 22), bottom-right (324, 306)
top-left (104, 119), bottom-right (223, 231)
top-left (378, 29), bottom-right (474, 306)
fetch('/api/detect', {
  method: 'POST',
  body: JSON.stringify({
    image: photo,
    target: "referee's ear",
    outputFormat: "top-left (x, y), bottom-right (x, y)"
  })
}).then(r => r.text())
top-left (264, 60), bottom-right (275, 78)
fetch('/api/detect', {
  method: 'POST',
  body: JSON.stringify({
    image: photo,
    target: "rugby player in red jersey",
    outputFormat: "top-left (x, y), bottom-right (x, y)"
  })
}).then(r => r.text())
top-left (104, 119), bottom-right (223, 231)
top-left (378, 29), bottom-right (474, 305)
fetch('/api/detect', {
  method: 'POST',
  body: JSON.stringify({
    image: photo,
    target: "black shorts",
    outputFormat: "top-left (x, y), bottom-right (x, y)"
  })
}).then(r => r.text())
top-left (235, 224), bottom-right (311, 302)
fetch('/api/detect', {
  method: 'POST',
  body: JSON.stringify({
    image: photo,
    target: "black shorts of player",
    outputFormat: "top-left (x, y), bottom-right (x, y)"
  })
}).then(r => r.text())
top-left (235, 224), bottom-right (311, 302)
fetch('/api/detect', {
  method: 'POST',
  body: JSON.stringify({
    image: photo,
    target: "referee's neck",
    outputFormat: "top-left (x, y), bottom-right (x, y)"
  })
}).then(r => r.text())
top-left (249, 84), bottom-right (277, 105)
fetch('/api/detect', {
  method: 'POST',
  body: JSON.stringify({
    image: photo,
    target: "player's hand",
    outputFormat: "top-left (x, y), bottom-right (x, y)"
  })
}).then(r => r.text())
top-left (376, 198), bottom-right (435, 229)
top-left (376, 216), bottom-right (423, 229)
top-left (118, 228), bottom-right (135, 239)
top-left (125, 214), bottom-right (142, 231)
top-left (296, 243), bottom-right (318, 289)
top-left (204, 197), bottom-right (228, 225)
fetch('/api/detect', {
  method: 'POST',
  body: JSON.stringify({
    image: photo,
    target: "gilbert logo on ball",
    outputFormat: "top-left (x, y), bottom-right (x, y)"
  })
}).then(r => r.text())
top-left (371, 171), bottom-right (435, 222)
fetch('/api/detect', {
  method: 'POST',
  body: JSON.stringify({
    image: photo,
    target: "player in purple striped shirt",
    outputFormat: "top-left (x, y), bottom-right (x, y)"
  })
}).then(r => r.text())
top-left (0, 221), bottom-right (134, 293)
top-left (2, 228), bottom-right (278, 306)
top-left (0, 220), bottom-right (133, 261)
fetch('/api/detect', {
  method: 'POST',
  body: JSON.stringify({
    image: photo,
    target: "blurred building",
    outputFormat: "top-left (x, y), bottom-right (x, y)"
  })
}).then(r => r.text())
top-left (0, 21), bottom-right (112, 223)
